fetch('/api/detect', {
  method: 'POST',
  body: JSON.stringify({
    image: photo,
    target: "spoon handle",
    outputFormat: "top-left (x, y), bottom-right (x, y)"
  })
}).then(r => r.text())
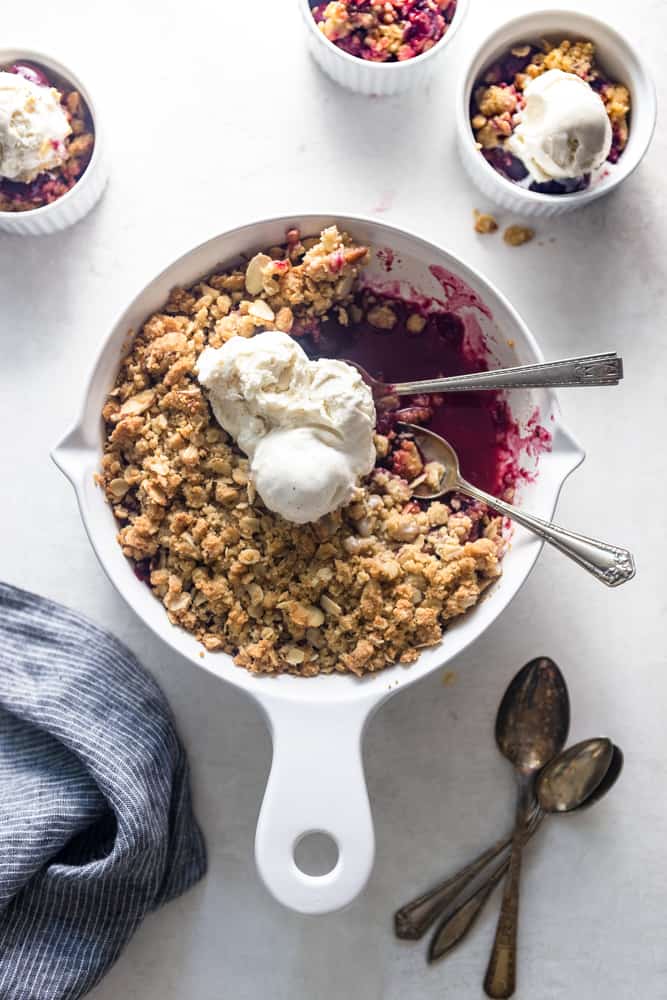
top-left (394, 834), bottom-right (513, 940)
top-left (391, 353), bottom-right (622, 395)
top-left (484, 833), bottom-right (525, 998)
top-left (457, 479), bottom-right (636, 588)
top-left (427, 812), bottom-right (544, 963)
top-left (429, 855), bottom-right (509, 962)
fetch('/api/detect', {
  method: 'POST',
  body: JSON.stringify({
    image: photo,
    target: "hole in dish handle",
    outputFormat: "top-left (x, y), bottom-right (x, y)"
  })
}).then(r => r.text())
top-left (254, 698), bottom-right (374, 914)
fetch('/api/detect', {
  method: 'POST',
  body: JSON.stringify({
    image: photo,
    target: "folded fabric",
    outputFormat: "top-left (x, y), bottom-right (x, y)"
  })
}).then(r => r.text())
top-left (0, 582), bottom-right (207, 1000)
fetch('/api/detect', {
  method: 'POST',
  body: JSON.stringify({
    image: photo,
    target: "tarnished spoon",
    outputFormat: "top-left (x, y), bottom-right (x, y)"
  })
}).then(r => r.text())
top-left (476, 659), bottom-right (569, 995)
top-left (482, 738), bottom-right (615, 997)
top-left (395, 657), bottom-right (568, 941)
top-left (345, 353), bottom-right (623, 401)
top-left (399, 422), bottom-right (636, 588)
top-left (428, 739), bottom-right (620, 966)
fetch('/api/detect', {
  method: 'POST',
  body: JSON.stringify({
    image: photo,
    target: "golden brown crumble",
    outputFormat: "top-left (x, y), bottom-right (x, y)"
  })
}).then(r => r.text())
top-left (474, 210), bottom-right (499, 235)
top-left (100, 225), bottom-right (503, 677)
top-left (503, 225), bottom-right (535, 247)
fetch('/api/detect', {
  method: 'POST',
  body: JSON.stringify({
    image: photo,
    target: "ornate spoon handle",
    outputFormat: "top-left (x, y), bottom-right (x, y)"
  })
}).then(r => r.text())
top-left (392, 353), bottom-right (623, 395)
top-left (429, 857), bottom-right (509, 962)
top-left (427, 813), bottom-right (545, 963)
top-left (459, 478), bottom-right (636, 587)
top-left (394, 834), bottom-right (513, 940)
top-left (484, 831), bottom-right (526, 998)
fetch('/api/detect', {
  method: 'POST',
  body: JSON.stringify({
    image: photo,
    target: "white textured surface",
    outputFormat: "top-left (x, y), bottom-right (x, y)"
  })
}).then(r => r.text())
top-left (0, 0), bottom-right (665, 997)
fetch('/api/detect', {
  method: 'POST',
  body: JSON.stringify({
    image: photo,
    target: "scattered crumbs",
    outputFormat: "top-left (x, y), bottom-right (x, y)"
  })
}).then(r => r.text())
top-left (199, 651), bottom-right (205, 659)
top-left (506, 338), bottom-right (516, 349)
top-left (474, 209), bottom-right (499, 234)
top-left (503, 225), bottom-right (535, 247)
top-left (442, 670), bottom-right (458, 687)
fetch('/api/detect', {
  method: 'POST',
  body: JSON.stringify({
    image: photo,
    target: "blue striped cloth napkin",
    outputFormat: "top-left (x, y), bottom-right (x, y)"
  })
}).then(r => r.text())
top-left (0, 582), bottom-right (207, 1000)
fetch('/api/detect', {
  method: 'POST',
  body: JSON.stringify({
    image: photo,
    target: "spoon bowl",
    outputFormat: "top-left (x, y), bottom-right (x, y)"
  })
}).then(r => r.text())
top-left (495, 657), bottom-right (570, 779)
top-left (398, 422), bottom-right (636, 588)
top-left (577, 745), bottom-right (623, 810)
top-left (536, 738), bottom-right (615, 813)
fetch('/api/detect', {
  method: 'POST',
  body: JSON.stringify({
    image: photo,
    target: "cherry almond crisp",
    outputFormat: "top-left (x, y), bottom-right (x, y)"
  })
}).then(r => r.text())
top-left (310, 0), bottom-right (457, 62)
top-left (471, 39), bottom-right (630, 195)
top-left (0, 62), bottom-right (94, 212)
top-left (100, 226), bottom-right (514, 677)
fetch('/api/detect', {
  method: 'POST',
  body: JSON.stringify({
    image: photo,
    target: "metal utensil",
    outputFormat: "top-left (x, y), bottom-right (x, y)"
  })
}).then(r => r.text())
top-left (475, 659), bottom-right (570, 996)
top-left (346, 353), bottom-right (623, 400)
top-left (428, 739), bottom-right (621, 965)
top-left (399, 422), bottom-right (636, 588)
top-left (395, 657), bottom-right (568, 941)
top-left (482, 738), bottom-right (615, 997)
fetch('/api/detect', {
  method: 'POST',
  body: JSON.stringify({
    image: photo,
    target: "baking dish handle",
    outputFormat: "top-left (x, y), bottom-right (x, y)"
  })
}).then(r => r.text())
top-left (255, 696), bottom-right (375, 914)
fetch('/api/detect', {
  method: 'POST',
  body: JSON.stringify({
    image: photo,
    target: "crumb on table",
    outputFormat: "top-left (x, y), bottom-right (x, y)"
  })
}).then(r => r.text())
top-left (503, 225), bottom-right (535, 247)
top-left (474, 210), bottom-right (499, 235)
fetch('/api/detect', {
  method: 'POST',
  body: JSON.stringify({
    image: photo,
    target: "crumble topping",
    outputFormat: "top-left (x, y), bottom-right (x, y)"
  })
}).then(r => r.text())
top-left (474, 210), bottom-right (499, 234)
top-left (100, 226), bottom-right (504, 677)
top-left (503, 225), bottom-right (535, 247)
top-left (311, 0), bottom-right (457, 63)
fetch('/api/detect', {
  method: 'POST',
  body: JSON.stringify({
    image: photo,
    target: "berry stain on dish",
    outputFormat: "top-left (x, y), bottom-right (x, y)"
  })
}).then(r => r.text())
top-left (100, 226), bottom-right (550, 677)
top-left (0, 60), bottom-right (95, 212)
top-left (305, 275), bottom-right (550, 497)
top-left (310, 0), bottom-right (457, 62)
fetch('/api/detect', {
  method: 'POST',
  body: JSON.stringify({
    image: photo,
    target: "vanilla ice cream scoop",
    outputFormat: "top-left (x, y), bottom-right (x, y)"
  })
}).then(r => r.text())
top-left (0, 71), bottom-right (71, 183)
top-left (507, 69), bottom-right (612, 183)
top-left (197, 331), bottom-right (376, 524)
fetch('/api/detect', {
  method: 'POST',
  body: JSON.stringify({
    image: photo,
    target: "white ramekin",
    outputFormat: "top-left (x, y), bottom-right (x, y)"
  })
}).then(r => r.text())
top-left (299, 0), bottom-right (468, 95)
top-left (456, 10), bottom-right (657, 218)
top-left (0, 49), bottom-right (108, 236)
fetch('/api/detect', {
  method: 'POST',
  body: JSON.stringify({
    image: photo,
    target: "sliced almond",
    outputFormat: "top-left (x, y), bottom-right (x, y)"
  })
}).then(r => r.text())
top-left (284, 646), bottom-right (305, 666)
top-left (109, 478), bottom-right (130, 499)
top-left (164, 591), bottom-right (191, 613)
top-left (305, 605), bottom-right (325, 628)
top-left (320, 594), bottom-right (341, 617)
top-left (245, 253), bottom-right (272, 295)
top-left (119, 389), bottom-right (155, 417)
top-left (248, 299), bottom-right (275, 323)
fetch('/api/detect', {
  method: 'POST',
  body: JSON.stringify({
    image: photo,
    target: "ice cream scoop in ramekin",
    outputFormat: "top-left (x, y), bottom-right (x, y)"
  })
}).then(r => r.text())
top-left (0, 48), bottom-right (108, 235)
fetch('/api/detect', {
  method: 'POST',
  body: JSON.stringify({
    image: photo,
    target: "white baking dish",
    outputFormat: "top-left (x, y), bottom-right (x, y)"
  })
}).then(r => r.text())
top-left (52, 213), bottom-right (584, 914)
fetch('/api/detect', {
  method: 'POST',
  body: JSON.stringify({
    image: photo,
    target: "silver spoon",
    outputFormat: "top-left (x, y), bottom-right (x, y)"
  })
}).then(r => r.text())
top-left (396, 745), bottom-right (622, 945)
top-left (346, 352), bottom-right (623, 401)
top-left (483, 738), bottom-right (615, 997)
top-left (476, 661), bottom-right (571, 996)
top-left (395, 657), bottom-right (569, 941)
top-left (399, 422), bottom-right (636, 587)
top-left (428, 740), bottom-right (621, 967)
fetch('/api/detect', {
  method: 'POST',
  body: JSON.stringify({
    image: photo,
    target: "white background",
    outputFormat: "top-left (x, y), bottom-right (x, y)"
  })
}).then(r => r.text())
top-left (1, 0), bottom-right (666, 997)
